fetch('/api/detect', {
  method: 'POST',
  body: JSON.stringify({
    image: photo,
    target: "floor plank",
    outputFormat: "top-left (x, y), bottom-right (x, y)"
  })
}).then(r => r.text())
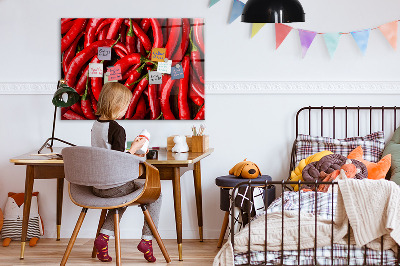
top-left (0, 239), bottom-right (221, 265)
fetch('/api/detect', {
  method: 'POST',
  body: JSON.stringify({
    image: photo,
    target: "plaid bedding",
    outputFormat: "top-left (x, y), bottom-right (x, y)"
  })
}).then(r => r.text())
top-left (234, 191), bottom-right (397, 265)
top-left (294, 131), bottom-right (385, 166)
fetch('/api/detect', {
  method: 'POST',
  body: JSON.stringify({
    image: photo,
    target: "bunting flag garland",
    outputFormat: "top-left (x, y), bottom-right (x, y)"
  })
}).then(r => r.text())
top-left (323, 33), bottom-right (341, 58)
top-left (229, 0), bottom-right (245, 24)
top-left (275, 23), bottom-right (292, 49)
top-left (298, 29), bottom-right (317, 58)
top-left (351, 29), bottom-right (370, 55)
top-left (208, 3), bottom-right (400, 57)
top-left (378, 21), bottom-right (397, 50)
top-left (209, 0), bottom-right (221, 7)
top-left (251, 23), bottom-right (266, 38)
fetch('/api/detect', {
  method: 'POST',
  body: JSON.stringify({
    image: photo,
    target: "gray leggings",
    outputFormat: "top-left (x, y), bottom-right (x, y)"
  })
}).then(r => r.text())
top-left (92, 180), bottom-right (162, 240)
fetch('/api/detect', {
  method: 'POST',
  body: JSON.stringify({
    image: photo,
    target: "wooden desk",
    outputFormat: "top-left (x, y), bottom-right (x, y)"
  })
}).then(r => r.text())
top-left (10, 147), bottom-right (213, 261)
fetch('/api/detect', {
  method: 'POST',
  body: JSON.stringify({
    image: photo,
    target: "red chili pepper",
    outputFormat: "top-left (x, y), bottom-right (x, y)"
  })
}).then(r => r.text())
top-left (125, 76), bottom-right (149, 118)
top-left (62, 32), bottom-right (83, 76)
top-left (61, 19), bottom-right (87, 52)
top-left (70, 101), bottom-right (84, 117)
top-left (61, 18), bottom-right (74, 25)
top-left (178, 55), bottom-right (190, 120)
top-left (193, 18), bottom-right (205, 53)
top-left (114, 47), bottom-right (127, 58)
top-left (63, 109), bottom-right (86, 120)
top-left (126, 19), bottom-right (136, 54)
top-left (98, 25), bottom-right (109, 41)
top-left (81, 74), bottom-right (97, 120)
top-left (122, 64), bottom-right (140, 80)
top-left (95, 18), bottom-right (113, 35)
top-left (66, 39), bottom-right (116, 87)
top-left (160, 75), bottom-right (177, 120)
top-left (149, 18), bottom-right (163, 49)
top-left (90, 92), bottom-right (98, 114)
top-left (84, 18), bottom-right (104, 47)
top-left (134, 19), bottom-right (151, 56)
top-left (194, 105), bottom-right (205, 120)
top-left (114, 53), bottom-right (147, 75)
top-left (172, 18), bottom-right (190, 64)
top-left (190, 79), bottom-right (205, 106)
top-left (90, 57), bottom-right (102, 100)
top-left (74, 64), bottom-right (89, 95)
top-left (120, 23), bottom-right (127, 44)
top-left (106, 18), bottom-right (124, 40)
top-left (165, 19), bottom-right (182, 59)
top-left (124, 64), bottom-right (145, 91)
top-left (148, 83), bottom-right (160, 120)
top-left (114, 42), bottom-right (128, 55)
top-left (124, 20), bottom-right (152, 52)
top-left (130, 96), bottom-right (147, 120)
top-left (189, 29), bottom-right (205, 84)
top-left (61, 20), bottom-right (74, 34)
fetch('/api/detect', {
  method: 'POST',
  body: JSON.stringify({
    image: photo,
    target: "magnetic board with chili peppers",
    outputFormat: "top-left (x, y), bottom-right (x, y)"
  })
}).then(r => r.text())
top-left (61, 18), bottom-right (205, 120)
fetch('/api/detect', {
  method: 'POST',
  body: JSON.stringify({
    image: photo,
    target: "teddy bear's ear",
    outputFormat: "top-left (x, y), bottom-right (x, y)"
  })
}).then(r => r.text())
top-left (234, 163), bottom-right (247, 177)
top-left (8, 192), bottom-right (15, 197)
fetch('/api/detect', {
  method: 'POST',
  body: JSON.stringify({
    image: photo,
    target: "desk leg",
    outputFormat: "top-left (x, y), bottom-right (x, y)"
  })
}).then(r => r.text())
top-left (172, 167), bottom-right (183, 261)
top-left (193, 161), bottom-right (203, 242)
top-left (20, 165), bottom-right (34, 259)
top-left (56, 178), bottom-right (64, 241)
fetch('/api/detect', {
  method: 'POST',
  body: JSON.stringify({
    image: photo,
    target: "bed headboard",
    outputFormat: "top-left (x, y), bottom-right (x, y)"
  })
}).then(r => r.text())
top-left (290, 106), bottom-right (400, 178)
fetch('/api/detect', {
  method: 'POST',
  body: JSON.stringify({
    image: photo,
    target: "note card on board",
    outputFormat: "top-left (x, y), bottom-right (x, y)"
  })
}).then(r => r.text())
top-left (89, 63), bottom-right (103, 77)
top-left (149, 71), bottom-right (163, 84)
top-left (98, 47), bottom-right (111, 60)
top-left (171, 63), bottom-right (184, 80)
top-left (151, 48), bottom-right (166, 62)
top-left (107, 65), bottom-right (122, 81)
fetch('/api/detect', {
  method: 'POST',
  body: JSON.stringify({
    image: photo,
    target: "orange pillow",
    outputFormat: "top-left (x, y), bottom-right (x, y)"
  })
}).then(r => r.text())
top-left (347, 146), bottom-right (391, 180)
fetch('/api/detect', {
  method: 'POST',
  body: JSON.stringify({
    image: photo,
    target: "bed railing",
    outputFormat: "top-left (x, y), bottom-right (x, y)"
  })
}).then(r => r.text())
top-left (230, 180), bottom-right (400, 266)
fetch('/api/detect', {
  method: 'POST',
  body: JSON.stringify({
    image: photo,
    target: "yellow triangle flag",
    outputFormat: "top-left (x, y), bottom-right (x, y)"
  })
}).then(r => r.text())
top-left (251, 23), bottom-right (266, 38)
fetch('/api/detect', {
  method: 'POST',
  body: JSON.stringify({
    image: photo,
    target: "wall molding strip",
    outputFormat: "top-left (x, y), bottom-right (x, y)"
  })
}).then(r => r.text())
top-left (0, 81), bottom-right (399, 95)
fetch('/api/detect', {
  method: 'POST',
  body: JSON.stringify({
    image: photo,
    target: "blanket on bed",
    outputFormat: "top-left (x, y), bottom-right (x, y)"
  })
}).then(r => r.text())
top-left (213, 179), bottom-right (400, 266)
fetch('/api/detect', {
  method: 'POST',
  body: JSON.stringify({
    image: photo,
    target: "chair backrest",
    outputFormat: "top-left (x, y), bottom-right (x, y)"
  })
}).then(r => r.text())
top-left (62, 146), bottom-right (145, 187)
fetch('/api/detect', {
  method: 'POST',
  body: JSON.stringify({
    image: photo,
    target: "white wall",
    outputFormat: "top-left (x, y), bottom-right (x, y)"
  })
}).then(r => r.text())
top-left (1, 0), bottom-right (400, 240)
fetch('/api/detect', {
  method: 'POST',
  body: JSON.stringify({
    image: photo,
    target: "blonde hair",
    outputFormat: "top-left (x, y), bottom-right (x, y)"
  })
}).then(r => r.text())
top-left (96, 82), bottom-right (132, 120)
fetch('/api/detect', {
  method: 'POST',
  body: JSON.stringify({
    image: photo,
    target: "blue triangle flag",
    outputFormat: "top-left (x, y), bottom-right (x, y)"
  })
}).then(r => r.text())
top-left (229, 0), bottom-right (245, 24)
top-left (323, 33), bottom-right (341, 58)
top-left (209, 0), bottom-right (221, 7)
top-left (351, 29), bottom-right (370, 55)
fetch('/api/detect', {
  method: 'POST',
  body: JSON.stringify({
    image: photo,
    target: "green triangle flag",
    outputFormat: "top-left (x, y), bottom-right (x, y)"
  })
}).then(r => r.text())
top-left (209, 0), bottom-right (221, 7)
top-left (251, 23), bottom-right (266, 38)
top-left (323, 33), bottom-right (341, 58)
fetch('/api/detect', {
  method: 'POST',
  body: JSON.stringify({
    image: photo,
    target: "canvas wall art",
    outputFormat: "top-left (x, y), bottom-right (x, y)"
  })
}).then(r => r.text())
top-left (61, 18), bottom-right (205, 120)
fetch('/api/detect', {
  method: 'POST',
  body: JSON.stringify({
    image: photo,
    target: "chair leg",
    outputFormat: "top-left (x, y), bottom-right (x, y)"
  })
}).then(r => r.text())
top-left (60, 208), bottom-right (88, 266)
top-left (114, 209), bottom-right (121, 266)
top-left (141, 205), bottom-right (171, 263)
top-left (217, 211), bottom-right (230, 248)
top-left (92, 209), bottom-right (108, 258)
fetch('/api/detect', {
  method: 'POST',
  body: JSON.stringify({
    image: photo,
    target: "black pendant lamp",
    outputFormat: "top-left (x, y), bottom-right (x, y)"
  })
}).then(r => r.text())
top-left (241, 0), bottom-right (305, 23)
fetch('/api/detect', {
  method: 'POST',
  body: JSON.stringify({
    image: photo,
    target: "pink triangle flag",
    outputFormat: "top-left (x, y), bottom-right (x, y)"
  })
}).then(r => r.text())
top-left (275, 23), bottom-right (293, 49)
top-left (298, 29), bottom-right (317, 58)
top-left (378, 21), bottom-right (398, 50)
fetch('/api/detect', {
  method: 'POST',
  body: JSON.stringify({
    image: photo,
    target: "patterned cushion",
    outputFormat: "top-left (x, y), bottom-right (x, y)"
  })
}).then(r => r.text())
top-left (295, 131), bottom-right (385, 166)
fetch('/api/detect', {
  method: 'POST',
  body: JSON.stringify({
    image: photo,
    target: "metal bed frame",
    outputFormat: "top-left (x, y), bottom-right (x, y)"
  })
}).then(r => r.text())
top-left (230, 106), bottom-right (400, 266)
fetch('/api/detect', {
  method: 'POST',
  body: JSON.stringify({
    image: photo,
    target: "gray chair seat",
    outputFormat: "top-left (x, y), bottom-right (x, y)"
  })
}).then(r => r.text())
top-left (69, 180), bottom-right (145, 208)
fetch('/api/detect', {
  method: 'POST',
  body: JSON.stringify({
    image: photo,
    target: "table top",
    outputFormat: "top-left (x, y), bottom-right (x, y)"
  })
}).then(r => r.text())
top-left (10, 147), bottom-right (214, 166)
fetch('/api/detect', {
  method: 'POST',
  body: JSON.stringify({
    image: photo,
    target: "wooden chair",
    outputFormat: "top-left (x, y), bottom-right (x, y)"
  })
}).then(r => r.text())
top-left (60, 146), bottom-right (171, 265)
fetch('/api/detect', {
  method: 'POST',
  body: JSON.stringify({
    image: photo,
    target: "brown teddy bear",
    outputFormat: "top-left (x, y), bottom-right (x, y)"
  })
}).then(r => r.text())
top-left (229, 159), bottom-right (261, 179)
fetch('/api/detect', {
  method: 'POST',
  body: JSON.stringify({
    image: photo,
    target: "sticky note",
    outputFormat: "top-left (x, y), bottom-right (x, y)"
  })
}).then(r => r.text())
top-left (104, 72), bottom-right (117, 84)
top-left (149, 71), bottom-right (163, 84)
top-left (98, 47), bottom-right (111, 60)
top-left (151, 48), bottom-right (166, 62)
top-left (157, 60), bottom-right (172, 74)
top-left (89, 63), bottom-right (103, 77)
top-left (107, 65), bottom-right (122, 81)
top-left (171, 64), bottom-right (184, 80)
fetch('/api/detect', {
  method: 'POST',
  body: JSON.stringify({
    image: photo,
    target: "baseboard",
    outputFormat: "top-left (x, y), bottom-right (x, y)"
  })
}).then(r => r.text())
top-left (1, 81), bottom-right (400, 94)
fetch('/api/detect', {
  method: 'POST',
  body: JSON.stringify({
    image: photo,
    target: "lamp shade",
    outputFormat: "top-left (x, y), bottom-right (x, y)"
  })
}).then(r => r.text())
top-left (52, 81), bottom-right (80, 108)
top-left (241, 0), bottom-right (305, 23)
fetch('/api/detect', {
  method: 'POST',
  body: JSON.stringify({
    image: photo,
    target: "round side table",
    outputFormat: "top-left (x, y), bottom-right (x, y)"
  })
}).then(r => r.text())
top-left (215, 175), bottom-right (275, 248)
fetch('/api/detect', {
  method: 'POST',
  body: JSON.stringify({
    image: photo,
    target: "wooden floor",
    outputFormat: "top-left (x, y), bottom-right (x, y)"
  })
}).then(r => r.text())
top-left (0, 239), bottom-right (221, 265)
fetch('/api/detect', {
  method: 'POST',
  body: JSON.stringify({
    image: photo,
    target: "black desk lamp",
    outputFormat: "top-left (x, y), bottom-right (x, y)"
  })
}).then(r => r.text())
top-left (241, 0), bottom-right (305, 23)
top-left (38, 80), bottom-right (80, 154)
